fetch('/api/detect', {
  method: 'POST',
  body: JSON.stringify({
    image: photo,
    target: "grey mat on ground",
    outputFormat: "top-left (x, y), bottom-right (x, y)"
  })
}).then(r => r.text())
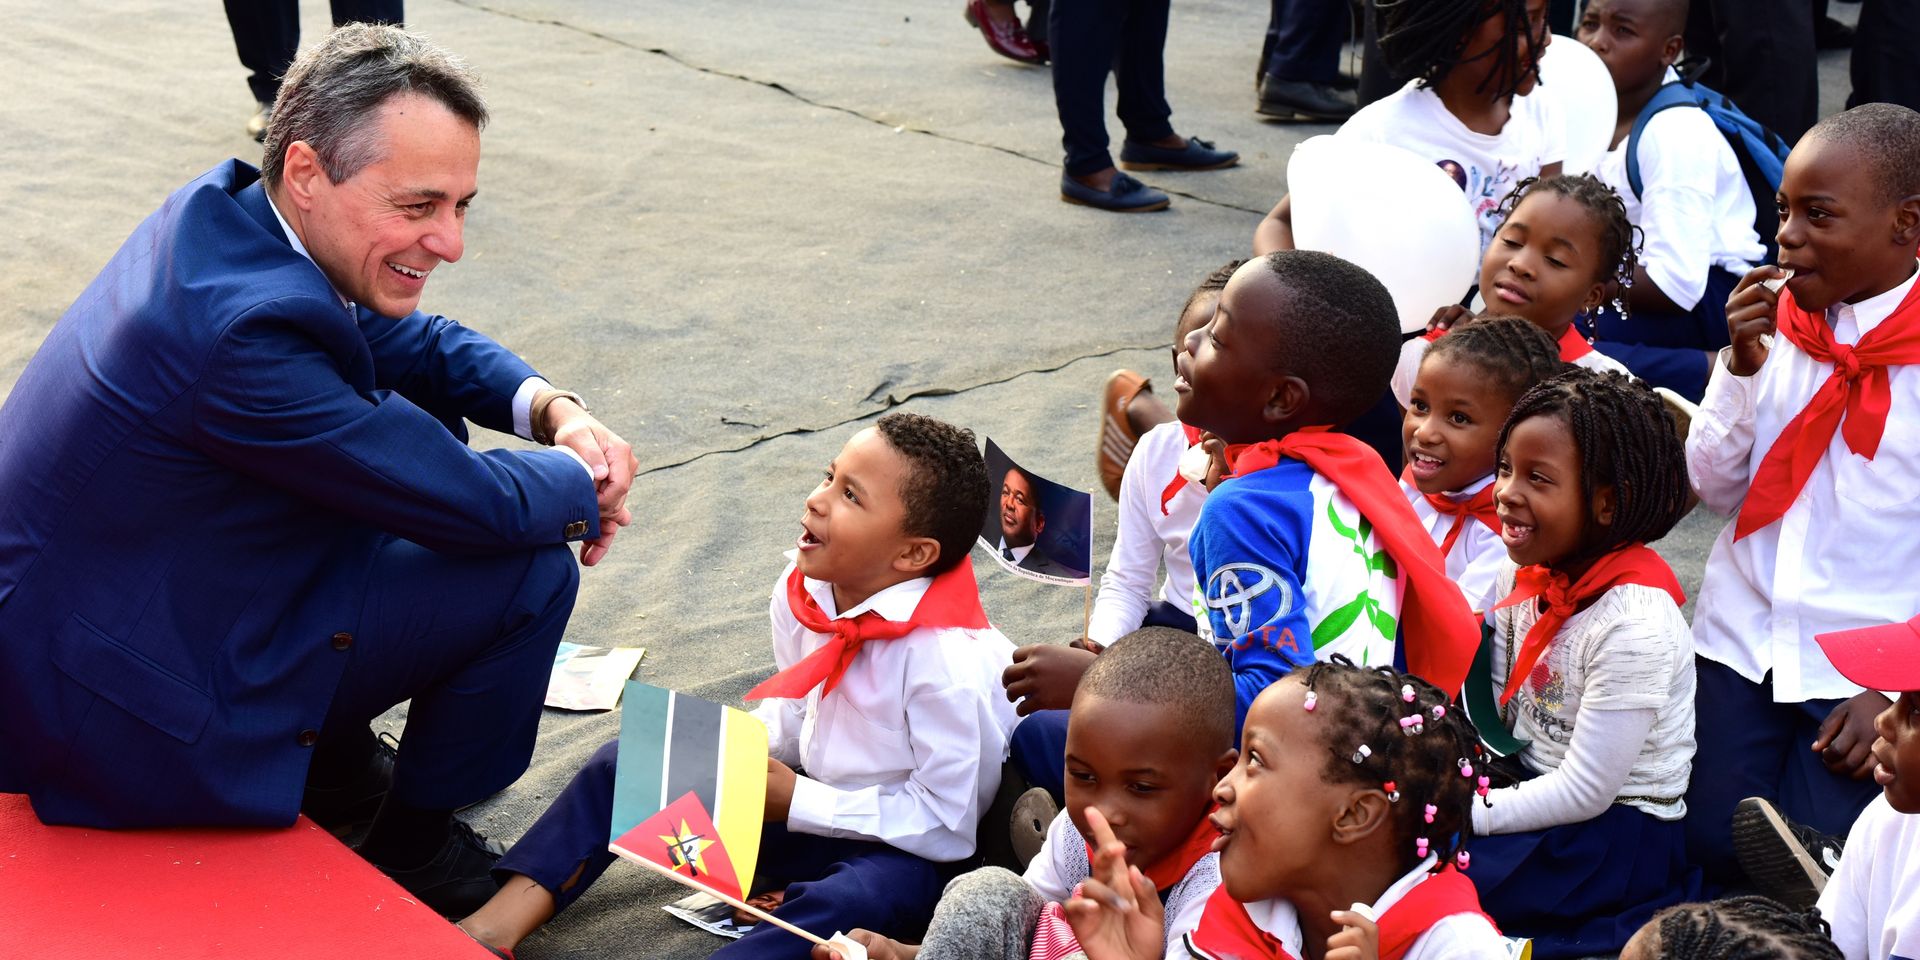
top-left (0, 1), bottom-right (1858, 956)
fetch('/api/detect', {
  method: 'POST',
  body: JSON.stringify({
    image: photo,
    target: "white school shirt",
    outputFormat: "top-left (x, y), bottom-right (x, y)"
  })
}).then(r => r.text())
top-left (1228, 858), bottom-right (1518, 960)
top-left (1592, 68), bottom-right (1765, 311)
top-left (751, 561), bottom-right (1020, 862)
top-left (1818, 795), bottom-right (1920, 960)
top-left (1478, 564), bottom-right (1697, 829)
top-left (1338, 80), bottom-right (1565, 264)
top-left (1401, 475), bottom-right (1506, 614)
top-left (1025, 809), bottom-right (1220, 960)
top-left (1088, 421), bottom-right (1205, 646)
top-left (1392, 334), bottom-right (1628, 409)
top-left (1687, 264), bottom-right (1920, 702)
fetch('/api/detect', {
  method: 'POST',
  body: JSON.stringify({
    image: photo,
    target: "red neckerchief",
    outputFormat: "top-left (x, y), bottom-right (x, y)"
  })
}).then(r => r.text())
top-left (1401, 468), bottom-right (1500, 558)
top-left (1376, 867), bottom-right (1498, 960)
top-left (1424, 322), bottom-right (1590, 362)
top-left (1735, 281), bottom-right (1920, 540)
top-left (1188, 886), bottom-right (1298, 960)
top-left (744, 562), bottom-right (990, 701)
top-left (1225, 429), bottom-right (1479, 696)
top-left (1492, 544), bottom-right (1685, 704)
top-left (1082, 807), bottom-right (1220, 894)
top-left (1158, 423), bottom-right (1209, 516)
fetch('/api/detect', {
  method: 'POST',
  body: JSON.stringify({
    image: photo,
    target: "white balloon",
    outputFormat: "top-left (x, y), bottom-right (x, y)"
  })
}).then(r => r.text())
top-left (1286, 135), bottom-right (1481, 334)
top-left (1537, 35), bottom-right (1618, 175)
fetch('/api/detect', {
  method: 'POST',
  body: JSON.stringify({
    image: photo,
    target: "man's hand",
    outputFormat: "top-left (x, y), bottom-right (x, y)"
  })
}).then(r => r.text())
top-left (1814, 691), bottom-right (1892, 779)
top-left (544, 398), bottom-right (637, 567)
top-left (1326, 908), bottom-right (1382, 960)
top-left (765, 758), bottom-right (797, 822)
top-left (1063, 807), bottom-right (1166, 960)
top-left (1425, 304), bottom-right (1473, 336)
top-left (1726, 265), bottom-right (1787, 377)
top-left (1003, 644), bottom-right (1098, 716)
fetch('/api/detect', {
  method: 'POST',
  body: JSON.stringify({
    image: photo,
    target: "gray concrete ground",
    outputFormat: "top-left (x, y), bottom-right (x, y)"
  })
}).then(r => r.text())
top-left (0, 1), bottom-right (1860, 956)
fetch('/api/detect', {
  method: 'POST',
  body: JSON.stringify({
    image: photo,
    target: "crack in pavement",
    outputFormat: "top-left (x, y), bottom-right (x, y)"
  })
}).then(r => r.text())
top-left (636, 338), bottom-right (1172, 478)
top-left (438, 0), bottom-right (1268, 215)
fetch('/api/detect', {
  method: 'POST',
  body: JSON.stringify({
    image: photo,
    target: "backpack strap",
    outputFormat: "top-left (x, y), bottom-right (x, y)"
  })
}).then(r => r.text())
top-left (1625, 81), bottom-right (1704, 200)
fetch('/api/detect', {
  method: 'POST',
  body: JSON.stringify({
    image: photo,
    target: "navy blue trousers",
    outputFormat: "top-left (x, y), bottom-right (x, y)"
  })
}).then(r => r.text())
top-left (1683, 656), bottom-right (1884, 888)
top-left (1472, 803), bottom-right (1701, 959)
top-left (223, 0), bottom-right (404, 104)
top-left (495, 741), bottom-right (952, 959)
top-left (1049, 0), bottom-right (1175, 177)
top-left (1260, 0), bottom-right (1349, 83)
top-left (1009, 601), bottom-right (1197, 804)
top-left (1575, 267), bottom-right (1739, 402)
top-left (317, 536), bottom-right (577, 810)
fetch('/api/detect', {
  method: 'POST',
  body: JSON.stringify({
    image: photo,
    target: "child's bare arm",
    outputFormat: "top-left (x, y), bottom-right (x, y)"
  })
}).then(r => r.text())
top-left (1253, 194), bottom-right (1295, 256)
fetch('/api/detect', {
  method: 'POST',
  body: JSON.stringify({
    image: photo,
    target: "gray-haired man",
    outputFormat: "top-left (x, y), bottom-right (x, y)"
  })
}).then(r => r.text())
top-left (0, 24), bottom-right (630, 917)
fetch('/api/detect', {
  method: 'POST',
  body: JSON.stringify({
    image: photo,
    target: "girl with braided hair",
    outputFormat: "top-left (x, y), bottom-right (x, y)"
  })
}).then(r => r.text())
top-left (1254, 0), bottom-right (1559, 267)
top-left (1471, 367), bottom-right (1700, 957)
top-left (1393, 173), bottom-right (1638, 409)
top-left (1061, 657), bottom-right (1521, 960)
top-left (1623, 897), bottom-right (1841, 960)
top-left (1402, 316), bottom-right (1565, 613)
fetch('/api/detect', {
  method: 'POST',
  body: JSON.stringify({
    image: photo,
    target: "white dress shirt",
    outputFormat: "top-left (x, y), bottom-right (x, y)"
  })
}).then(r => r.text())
top-left (1818, 794), bottom-right (1920, 960)
top-left (1688, 263), bottom-right (1920, 702)
top-left (1402, 475), bottom-right (1506, 614)
top-left (1088, 421), bottom-right (1205, 646)
top-left (264, 191), bottom-right (565, 452)
top-left (996, 539), bottom-right (1035, 565)
top-left (751, 561), bottom-right (1020, 862)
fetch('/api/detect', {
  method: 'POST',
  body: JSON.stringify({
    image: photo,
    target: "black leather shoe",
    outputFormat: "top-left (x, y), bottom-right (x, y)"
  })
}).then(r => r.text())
top-left (368, 819), bottom-right (507, 918)
top-left (1257, 77), bottom-right (1357, 121)
top-left (302, 731), bottom-right (399, 836)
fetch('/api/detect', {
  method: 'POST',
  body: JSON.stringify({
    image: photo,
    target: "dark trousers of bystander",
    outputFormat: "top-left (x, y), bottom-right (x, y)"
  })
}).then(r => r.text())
top-left (1048, 0), bottom-right (1175, 177)
top-left (1686, 0), bottom-right (1818, 143)
top-left (1851, 0), bottom-right (1920, 112)
top-left (224, 0), bottom-right (405, 105)
top-left (1260, 0), bottom-right (1349, 86)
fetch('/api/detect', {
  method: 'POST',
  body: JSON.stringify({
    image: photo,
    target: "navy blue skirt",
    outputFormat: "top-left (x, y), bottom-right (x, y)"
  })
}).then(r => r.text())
top-left (1470, 803), bottom-right (1702, 959)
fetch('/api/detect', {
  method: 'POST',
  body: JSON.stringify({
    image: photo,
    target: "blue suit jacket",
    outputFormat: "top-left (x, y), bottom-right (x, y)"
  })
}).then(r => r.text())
top-left (0, 161), bottom-right (600, 827)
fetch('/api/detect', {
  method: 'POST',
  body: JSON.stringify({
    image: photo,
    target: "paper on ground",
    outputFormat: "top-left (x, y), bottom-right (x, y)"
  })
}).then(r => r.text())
top-left (545, 641), bottom-right (646, 711)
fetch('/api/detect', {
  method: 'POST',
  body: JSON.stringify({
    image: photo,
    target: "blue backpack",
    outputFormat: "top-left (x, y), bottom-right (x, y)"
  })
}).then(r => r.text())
top-left (1624, 79), bottom-right (1793, 259)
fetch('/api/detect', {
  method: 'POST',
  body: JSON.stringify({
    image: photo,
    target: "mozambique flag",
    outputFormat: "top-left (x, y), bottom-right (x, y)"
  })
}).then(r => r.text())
top-left (608, 682), bottom-right (768, 901)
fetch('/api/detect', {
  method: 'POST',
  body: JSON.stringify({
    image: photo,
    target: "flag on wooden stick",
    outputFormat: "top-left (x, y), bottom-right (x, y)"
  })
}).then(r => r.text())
top-left (609, 682), bottom-right (768, 901)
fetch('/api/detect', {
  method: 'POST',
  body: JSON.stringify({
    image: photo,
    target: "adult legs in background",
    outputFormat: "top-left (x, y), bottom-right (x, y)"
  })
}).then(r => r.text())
top-left (222, 0), bottom-right (404, 137)
top-left (1257, 0), bottom-right (1356, 120)
top-left (1685, 0), bottom-right (1817, 142)
top-left (1850, 0), bottom-right (1920, 111)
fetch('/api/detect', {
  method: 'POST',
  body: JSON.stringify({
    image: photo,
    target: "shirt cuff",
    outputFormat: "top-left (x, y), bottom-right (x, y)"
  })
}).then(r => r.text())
top-left (1701, 347), bottom-right (1757, 416)
top-left (551, 444), bottom-right (596, 481)
top-left (512, 376), bottom-right (555, 441)
top-left (786, 774), bottom-right (838, 836)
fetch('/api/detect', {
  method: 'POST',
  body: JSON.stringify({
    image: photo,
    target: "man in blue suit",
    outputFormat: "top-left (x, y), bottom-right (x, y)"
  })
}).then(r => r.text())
top-left (0, 25), bottom-right (634, 917)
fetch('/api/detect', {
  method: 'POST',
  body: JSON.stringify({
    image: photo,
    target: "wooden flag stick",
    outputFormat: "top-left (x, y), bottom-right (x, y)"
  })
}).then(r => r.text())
top-left (609, 842), bottom-right (829, 946)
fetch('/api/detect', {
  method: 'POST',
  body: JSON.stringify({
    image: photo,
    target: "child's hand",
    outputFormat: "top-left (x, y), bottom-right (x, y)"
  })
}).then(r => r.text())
top-left (1003, 644), bottom-right (1099, 716)
top-left (1199, 435), bottom-right (1231, 490)
top-left (810, 930), bottom-right (913, 960)
top-left (1813, 691), bottom-right (1893, 779)
top-left (1426, 304), bottom-right (1473, 335)
top-left (1070, 637), bottom-right (1108, 654)
top-left (1326, 908), bottom-right (1381, 960)
top-left (1063, 807), bottom-right (1166, 960)
top-left (1726, 265), bottom-right (1787, 377)
top-left (765, 758), bottom-right (797, 822)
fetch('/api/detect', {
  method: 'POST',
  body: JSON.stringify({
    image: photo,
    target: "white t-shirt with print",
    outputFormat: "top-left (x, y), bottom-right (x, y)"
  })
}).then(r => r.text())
top-left (1338, 80), bottom-right (1566, 270)
top-left (1484, 565), bottom-right (1696, 819)
top-left (1818, 795), bottom-right (1920, 960)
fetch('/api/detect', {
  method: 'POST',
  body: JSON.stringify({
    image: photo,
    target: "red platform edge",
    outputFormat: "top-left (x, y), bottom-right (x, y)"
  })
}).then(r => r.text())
top-left (0, 793), bottom-right (493, 959)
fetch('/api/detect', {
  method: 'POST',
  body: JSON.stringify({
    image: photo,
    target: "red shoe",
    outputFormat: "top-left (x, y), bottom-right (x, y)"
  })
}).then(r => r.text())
top-left (963, 0), bottom-right (1044, 65)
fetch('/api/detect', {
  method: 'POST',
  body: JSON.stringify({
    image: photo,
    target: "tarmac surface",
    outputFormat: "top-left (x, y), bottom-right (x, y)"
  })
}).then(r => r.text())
top-left (0, 1), bottom-right (1860, 956)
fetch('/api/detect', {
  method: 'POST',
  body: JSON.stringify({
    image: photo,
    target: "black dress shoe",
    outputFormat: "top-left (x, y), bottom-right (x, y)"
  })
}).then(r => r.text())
top-left (302, 731), bottom-right (399, 836)
top-left (368, 819), bottom-right (507, 918)
top-left (1257, 77), bottom-right (1357, 121)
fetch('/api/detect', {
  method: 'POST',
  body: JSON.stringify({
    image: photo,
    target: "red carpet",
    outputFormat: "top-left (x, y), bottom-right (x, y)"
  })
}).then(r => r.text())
top-left (0, 793), bottom-right (494, 958)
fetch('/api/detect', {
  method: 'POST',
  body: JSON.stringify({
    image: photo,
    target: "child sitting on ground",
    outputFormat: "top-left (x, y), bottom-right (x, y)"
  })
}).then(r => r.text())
top-left (1682, 103), bottom-right (1920, 895)
top-left (1255, 0), bottom-right (1559, 262)
top-left (1621, 897), bottom-right (1842, 960)
top-left (819, 626), bottom-right (1237, 960)
top-left (1402, 316), bottom-right (1565, 613)
top-left (1394, 174), bottom-right (1635, 409)
top-left (1010, 262), bottom-right (1236, 802)
top-left (1063, 660), bottom-right (1515, 960)
top-left (1576, 0), bottom-right (1767, 401)
top-left (1471, 368), bottom-right (1700, 957)
top-left (457, 413), bottom-right (1020, 960)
